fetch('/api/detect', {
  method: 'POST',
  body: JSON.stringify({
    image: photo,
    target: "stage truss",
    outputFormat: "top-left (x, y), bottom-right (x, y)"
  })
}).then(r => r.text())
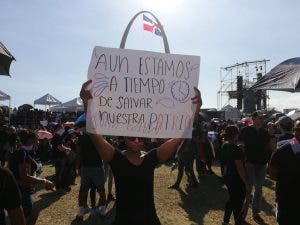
top-left (217, 59), bottom-right (270, 110)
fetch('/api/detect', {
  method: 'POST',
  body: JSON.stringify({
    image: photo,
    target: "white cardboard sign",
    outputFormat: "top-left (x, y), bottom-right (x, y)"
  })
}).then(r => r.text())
top-left (86, 46), bottom-right (200, 138)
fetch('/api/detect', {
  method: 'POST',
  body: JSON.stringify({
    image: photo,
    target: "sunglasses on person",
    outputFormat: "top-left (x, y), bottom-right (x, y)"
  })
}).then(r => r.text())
top-left (126, 137), bottom-right (145, 142)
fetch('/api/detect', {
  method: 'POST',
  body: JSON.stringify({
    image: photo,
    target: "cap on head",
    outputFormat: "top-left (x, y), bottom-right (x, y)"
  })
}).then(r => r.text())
top-left (251, 110), bottom-right (266, 118)
top-left (276, 116), bottom-right (293, 130)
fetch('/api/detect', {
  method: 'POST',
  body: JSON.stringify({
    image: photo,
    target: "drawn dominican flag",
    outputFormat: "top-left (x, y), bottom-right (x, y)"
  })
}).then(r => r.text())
top-left (143, 14), bottom-right (162, 37)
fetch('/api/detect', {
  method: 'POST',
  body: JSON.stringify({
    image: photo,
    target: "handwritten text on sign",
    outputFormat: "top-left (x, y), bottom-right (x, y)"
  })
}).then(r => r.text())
top-left (86, 46), bottom-right (200, 138)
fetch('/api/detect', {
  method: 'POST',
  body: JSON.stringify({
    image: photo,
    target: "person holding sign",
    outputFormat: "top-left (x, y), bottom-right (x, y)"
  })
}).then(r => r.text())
top-left (80, 80), bottom-right (202, 225)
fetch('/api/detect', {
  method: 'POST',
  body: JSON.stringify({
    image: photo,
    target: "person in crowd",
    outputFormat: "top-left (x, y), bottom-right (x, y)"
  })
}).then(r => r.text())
top-left (103, 137), bottom-right (115, 202)
top-left (80, 80), bottom-right (201, 225)
top-left (73, 123), bottom-right (106, 219)
top-left (8, 130), bottom-right (54, 225)
top-left (275, 116), bottom-right (294, 147)
top-left (269, 120), bottom-right (300, 225)
top-left (195, 130), bottom-right (215, 177)
top-left (37, 138), bottom-right (51, 163)
top-left (59, 129), bottom-right (78, 188)
top-left (51, 124), bottom-right (67, 190)
top-left (103, 161), bottom-right (115, 202)
top-left (0, 126), bottom-right (9, 166)
top-left (168, 135), bottom-right (198, 189)
top-left (266, 122), bottom-right (275, 137)
top-left (0, 166), bottom-right (26, 225)
top-left (239, 111), bottom-right (272, 224)
top-left (221, 125), bottom-right (250, 225)
top-left (266, 122), bottom-right (277, 157)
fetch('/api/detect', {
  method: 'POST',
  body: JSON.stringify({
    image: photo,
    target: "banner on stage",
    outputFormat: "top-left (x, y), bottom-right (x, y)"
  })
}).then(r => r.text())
top-left (86, 46), bottom-right (200, 138)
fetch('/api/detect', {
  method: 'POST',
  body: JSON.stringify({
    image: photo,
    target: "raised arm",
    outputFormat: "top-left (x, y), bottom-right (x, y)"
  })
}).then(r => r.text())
top-left (157, 87), bottom-right (202, 162)
top-left (7, 206), bottom-right (26, 225)
top-left (89, 134), bottom-right (115, 162)
top-left (80, 80), bottom-right (115, 162)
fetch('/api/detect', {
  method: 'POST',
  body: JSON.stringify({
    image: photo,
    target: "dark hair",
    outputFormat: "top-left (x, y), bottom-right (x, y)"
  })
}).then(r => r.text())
top-left (18, 130), bottom-right (37, 145)
top-left (223, 125), bottom-right (239, 141)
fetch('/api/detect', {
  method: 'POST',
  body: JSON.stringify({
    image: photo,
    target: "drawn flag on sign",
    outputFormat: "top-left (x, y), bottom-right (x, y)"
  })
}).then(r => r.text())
top-left (143, 14), bottom-right (162, 37)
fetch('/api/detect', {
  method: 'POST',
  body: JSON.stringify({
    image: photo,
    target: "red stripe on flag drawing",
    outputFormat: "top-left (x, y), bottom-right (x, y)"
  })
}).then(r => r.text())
top-left (143, 24), bottom-right (153, 32)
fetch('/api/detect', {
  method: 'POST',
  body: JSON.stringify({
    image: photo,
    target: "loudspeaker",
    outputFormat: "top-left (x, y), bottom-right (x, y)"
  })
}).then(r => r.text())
top-left (237, 76), bottom-right (243, 110)
top-left (256, 73), bottom-right (263, 110)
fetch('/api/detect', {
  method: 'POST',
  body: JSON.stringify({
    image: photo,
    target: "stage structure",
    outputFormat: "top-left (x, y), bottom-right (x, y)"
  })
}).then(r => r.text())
top-left (217, 59), bottom-right (270, 113)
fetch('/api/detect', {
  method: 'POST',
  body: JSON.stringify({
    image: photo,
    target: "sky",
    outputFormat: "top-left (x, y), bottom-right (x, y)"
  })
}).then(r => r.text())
top-left (1, 0), bottom-right (300, 111)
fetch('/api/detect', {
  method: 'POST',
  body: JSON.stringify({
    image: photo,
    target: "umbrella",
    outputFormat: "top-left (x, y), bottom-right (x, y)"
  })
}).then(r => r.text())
top-left (36, 130), bottom-right (53, 140)
top-left (63, 121), bottom-right (75, 128)
top-left (0, 42), bottom-right (15, 76)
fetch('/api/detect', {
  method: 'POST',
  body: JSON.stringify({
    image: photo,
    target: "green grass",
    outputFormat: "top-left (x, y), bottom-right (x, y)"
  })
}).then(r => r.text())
top-left (34, 165), bottom-right (277, 225)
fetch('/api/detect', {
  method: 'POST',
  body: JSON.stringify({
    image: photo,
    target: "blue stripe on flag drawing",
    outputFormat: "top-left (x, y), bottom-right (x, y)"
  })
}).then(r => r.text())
top-left (143, 14), bottom-right (154, 24)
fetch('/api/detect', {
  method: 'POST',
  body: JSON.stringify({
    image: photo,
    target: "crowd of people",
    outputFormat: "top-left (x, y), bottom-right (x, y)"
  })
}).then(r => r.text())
top-left (0, 82), bottom-right (299, 225)
top-left (0, 105), bottom-right (82, 129)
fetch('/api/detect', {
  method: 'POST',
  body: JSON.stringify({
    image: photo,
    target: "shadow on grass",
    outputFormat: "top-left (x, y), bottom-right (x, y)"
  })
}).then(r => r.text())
top-left (35, 191), bottom-right (65, 211)
top-left (70, 203), bottom-right (116, 225)
top-left (263, 177), bottom-right (275, 191)
top-left (261, 196), bottom-right (275, 217)
top-left (177, 173), bottom-right (228, 225)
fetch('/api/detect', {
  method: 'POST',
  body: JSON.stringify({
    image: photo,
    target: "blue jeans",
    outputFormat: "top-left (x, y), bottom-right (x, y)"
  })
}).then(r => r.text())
top-left (20, 188), bottom-right (34, 217)
top-left (80, 166), bottom-right (104, 193)
top-left (245, 163), bottom-right (267, 216)
top-left (54, 158), bottom-right (67, 189)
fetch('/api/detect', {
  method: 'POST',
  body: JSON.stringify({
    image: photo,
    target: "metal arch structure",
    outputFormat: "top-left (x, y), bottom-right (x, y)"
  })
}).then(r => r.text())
top-left (119, 10), bottom-right (170, 54)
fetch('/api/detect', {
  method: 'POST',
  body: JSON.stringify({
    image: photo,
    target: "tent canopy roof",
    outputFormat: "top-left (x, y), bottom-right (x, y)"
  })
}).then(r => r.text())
top-left (34, 93), bottom-right (61, 105)
top-left (0, 90), bottom-right (10, 101)
top-left (62, 97), bottom-right (83, 107)
top-left (49, 97), bottom-right (83, 112)
top-left (221, 104), bottom-right (236, 111)
top-left (251, 57), bottom-right (300, 92)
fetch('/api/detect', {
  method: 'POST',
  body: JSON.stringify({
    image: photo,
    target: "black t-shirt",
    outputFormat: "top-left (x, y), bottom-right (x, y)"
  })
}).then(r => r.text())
top-left (221, 143), bottom-right (244, 183)
top-left (277, 133), bottom-right (294, 142)
top-left (109, 149), bottom-right (160, 225)
top-left (77, 134), bottom-right (102, 167)
top-left (177, 139), bottom-right (194, 162)
top-left (8, 148), bottom-right (36, 181)
top-left (51, 133), bottom-right (65, 159)
top-left (270, 143), bottom-right (300, 210)
top-left (240, 126), bottom-right (270, 164)
top-left (0, 167), bottom-right (22, 210)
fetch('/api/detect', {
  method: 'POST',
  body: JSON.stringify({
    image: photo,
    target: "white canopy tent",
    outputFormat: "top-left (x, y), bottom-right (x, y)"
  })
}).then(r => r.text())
top-left (50, 97), bottom-right (83, 112)
top-left (287, 109), bottom-right (300, 120)
top-left (48, 105), bottom-right (68, 112)
top-left (0, 90), bottom-right (10, 101)
top-left (34, 93), bottom-right (61, 109)
top-left (222, 104), bottom-right (241, 121)
top-left (0, 90), bottom-right (11, 123)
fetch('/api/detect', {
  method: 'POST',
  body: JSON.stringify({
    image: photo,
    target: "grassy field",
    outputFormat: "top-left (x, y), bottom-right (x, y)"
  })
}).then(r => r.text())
top-left (34, 164), bottom-right (277, 225)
